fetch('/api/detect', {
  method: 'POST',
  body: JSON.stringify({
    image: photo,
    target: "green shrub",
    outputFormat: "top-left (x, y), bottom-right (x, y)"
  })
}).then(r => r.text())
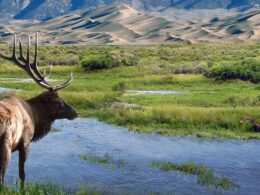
top-left (109, 51), bottom-right (138, 67)
top-left (80, 50), bottom-right (138, 71)
top-left (205, 59), bottom-right (260, 83)
top-left (81, 55), bottom-right (118, 71)
top-left (172, 62), bottom-right (207, 74)
top-left (112, 82), bottom-right (128, 92)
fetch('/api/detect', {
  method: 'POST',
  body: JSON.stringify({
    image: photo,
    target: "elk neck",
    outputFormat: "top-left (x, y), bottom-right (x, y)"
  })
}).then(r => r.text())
top-left (26, 96), bottom-right (53, 142)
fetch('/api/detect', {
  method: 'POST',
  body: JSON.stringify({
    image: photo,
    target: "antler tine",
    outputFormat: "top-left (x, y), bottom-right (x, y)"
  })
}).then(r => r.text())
top-left (25, 35), bottom-right (41, 80)
top-left (12, 34), bottom-right (16, 58)
top-left (18, 38), bottom-right (26, 63)
top-left (26, 33), bottom-right (73, 91)
top-left (27, 35), bottom-right (30, 65)
top-left (24, 34), bottom-right (55, 90)
top-left (40, 64), bottom-right (73, 91)
top-left (28, 33), bottom-right (44, 81)
top-left (0, 33), bottom-right (25, 69)
top-left (27, 33), bottom-right (74, 91)
top-left (1, 33), bottom-right (73, 91)
top-left (25, 35), bottom-right (42, 82)
top-left (43, 64), bottom-right (53, 79)
top-left (52, 72), bottom-right (73, 91)
top-left (47, 63), bottom-right (53, 79)
top-left (34, 32), bottom-right (38, 65)
top-left (13, 34), bottom-right (27, 69)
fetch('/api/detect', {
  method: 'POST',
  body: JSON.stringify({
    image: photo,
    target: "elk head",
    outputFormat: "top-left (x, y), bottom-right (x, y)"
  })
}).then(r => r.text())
top-left (0, 33), bottom-right (78, 121)
top-left (33, 91), bottom-right (78, 121)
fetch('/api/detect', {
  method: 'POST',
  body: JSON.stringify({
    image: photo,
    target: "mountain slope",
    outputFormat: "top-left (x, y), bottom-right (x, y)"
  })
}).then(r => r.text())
top-left (168, 0), bottom-right (260, 9)
top-left (200, 10), bottom-right (260, 41)
top-left (0, 0), bottom-right (259, 20)
top-left (0, 0), bottom-right (30, 18)
top-left (0, 4), bottom-right (259, 44)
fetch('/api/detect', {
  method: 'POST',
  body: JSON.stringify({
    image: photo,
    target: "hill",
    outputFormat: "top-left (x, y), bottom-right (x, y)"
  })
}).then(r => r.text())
top-left (0, 0), bottom-right (259, 20)
top-left (0, 4), bottom-right (259, 44)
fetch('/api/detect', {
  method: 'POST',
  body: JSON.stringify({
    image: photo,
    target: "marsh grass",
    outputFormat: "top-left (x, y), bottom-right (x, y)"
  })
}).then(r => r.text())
top-left (151, 161), bottom-right (239, 190)
top-left (90, 105), bottom-right (260, 139)
top-left (80, 153), bottom-right (126, 169)
top-left (51, 127), bottom-right (62, 133)
top-left (0, 183), bottom-right (64, 195)
top-left (0, 183), bottom-right (117, 195)
top-left (225, 95), bottom-right (260, 107)
top-left (0, 44), bottom-right (259, 139)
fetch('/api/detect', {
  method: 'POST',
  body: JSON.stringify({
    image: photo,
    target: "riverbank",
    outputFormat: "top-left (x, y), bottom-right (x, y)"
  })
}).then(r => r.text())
top-left (0, 65), bottom-right (259, 139)
top-left (0, 44), bottom-right (259, 139)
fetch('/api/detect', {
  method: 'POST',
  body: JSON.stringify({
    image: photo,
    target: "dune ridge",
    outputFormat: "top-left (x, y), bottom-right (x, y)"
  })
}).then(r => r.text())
top-left (0, 4), bottom-right (259, 45)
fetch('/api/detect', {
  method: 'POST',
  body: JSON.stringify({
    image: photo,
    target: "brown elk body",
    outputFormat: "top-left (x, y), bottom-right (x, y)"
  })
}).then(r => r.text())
top-left (0, 34), bottom-right (77, 186)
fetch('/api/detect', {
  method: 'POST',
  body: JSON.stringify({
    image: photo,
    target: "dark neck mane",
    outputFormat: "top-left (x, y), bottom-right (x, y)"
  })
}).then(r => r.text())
top-left (27, 97), bottom-right (54, 142)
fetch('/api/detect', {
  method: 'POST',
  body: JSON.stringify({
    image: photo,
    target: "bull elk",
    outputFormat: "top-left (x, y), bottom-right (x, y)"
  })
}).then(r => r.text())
top-left (0, 33), bottom-right (78, 186)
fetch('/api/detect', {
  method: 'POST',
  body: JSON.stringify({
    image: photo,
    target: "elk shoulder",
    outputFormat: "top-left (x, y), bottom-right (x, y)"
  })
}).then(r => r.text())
top-left (0, 96), bottom-right (34, 151)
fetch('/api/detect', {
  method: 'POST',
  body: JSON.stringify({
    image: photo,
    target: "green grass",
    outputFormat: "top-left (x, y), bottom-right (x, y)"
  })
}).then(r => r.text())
top-left (0, 183), bottom-right (64, 195)
top-left (90, 105), bottom-right (260, 139)
top-left (0, 44), bottom-right (259, 139)
top-left (151, 161), bottom-right (239, 190)
top-left (50, 127), bottom-right (62, 133)
top-left (80, 153), bottom-right (126, 169)
top-left (0, 183), bottom-right (115, 195)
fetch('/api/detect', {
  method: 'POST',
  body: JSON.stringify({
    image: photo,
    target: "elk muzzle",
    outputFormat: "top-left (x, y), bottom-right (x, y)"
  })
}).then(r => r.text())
top-left (66, 105), bottom-right (78, 120)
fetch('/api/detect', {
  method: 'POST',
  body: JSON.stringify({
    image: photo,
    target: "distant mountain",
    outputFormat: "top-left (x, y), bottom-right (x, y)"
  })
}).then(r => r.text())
top-left (0, 0), bottom-right (259, 20)
top-left (1, 4), bottom-right (259, 44)
top-left (169, 0), bottom-right (257, 9)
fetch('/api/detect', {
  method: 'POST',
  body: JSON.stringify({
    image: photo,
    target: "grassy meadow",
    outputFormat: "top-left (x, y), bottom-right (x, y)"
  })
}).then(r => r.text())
top-left (0, 44), bottom-right (259, 139)
top-left (0, 183), bottom-right (113, 195)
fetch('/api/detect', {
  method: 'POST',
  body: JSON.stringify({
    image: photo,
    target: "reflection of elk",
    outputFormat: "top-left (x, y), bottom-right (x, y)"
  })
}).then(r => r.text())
top-left (0, 33), bottom-right (77, 186)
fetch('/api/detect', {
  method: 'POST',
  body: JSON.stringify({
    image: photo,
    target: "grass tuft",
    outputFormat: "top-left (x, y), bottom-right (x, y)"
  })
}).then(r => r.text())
top-left (0, 183), bottom-right (64, 195)
top-left (151, 161), bottom-right (239, 190)
top-left (80, 153), bottom-right (125, 169)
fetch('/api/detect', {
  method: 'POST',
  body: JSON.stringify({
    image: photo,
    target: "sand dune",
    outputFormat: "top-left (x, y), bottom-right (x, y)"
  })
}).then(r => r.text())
top-left (199, 10), bottom-right (260, 42)
top-left (0, 4), bottom-right (259, 45)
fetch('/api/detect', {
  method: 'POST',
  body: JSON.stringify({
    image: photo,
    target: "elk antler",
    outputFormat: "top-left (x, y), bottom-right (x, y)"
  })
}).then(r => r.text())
top-left (0, 33), bottom-right (73, 91)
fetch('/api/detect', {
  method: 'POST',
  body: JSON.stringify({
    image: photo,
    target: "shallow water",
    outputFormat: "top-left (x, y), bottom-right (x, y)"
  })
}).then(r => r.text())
top-left (130, 90), bottom-right (184, 95)
top-left (0, 87), bottom-right (20, 93)
top-left (5, 118), bottom-right (260, 194)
